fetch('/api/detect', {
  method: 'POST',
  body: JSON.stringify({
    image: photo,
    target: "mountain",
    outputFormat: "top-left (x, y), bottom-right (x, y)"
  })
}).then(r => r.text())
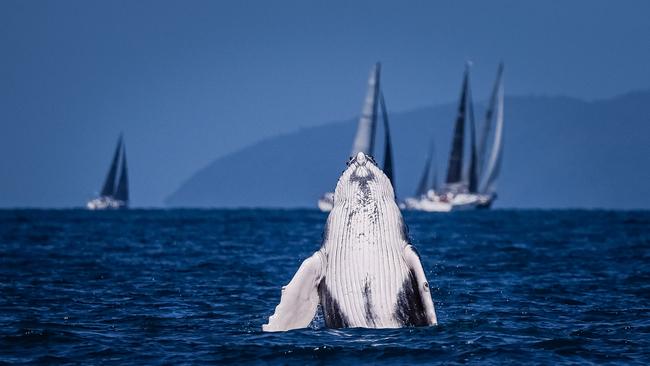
top-left (165, 91), bottom-right (650, 209)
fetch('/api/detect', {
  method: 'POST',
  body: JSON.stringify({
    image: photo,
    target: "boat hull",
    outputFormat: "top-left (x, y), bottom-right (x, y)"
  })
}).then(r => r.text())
top-left (86, 197), bottom-right (127, 210)
top-left (403, 197), bottom-right (451, 212)
top-left (402, 192), bottom-right (493, 212)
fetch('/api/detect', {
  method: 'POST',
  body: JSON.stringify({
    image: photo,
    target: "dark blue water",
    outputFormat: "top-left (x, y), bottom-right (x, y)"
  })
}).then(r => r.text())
top-left (0, 209), bottom-right (648, 365)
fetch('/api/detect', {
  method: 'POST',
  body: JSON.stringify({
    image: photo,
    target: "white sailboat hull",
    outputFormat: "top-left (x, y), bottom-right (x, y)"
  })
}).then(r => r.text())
top-left (86, 196), bottom-right (127, 210)
top-left (402, 196), bottom-right (451, 212)
top-left (448, 193), bottom-right (480, 211)
top-left (402, 191), bottom-right (493, 212)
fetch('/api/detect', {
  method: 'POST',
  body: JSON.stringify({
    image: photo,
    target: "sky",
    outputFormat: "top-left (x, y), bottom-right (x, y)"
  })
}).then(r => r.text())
top-left (1, 0), bottom-right (649, 207)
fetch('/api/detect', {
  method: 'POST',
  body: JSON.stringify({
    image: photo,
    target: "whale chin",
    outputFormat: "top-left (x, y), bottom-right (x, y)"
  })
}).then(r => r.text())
top-left (331, 152), bottom-right (396, 208)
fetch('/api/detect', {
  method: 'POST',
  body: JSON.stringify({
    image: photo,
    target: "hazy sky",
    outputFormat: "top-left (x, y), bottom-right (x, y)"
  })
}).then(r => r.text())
top-left (1, 0), bottom-right (649, 206)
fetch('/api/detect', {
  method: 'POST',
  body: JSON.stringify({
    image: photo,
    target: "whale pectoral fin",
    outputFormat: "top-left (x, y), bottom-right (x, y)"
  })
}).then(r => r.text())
top-left (262, 251), bottom-right (325, 332)
top-left (403, 245), bottom-right (438, 325)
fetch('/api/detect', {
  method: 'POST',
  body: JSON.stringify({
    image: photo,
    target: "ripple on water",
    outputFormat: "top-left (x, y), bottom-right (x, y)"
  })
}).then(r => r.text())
top-left (0, 209), bottom-right (649, 364)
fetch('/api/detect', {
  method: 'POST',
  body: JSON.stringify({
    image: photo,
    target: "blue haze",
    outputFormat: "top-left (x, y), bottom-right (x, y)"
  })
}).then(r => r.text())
top-left (1, 1), bottom-right (649, 207)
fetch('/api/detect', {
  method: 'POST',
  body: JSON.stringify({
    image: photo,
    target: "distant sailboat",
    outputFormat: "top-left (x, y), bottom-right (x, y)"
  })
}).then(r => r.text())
top-left (403, 64), bottom-right (475, 211)
top-left (87, 135), bottom-right (129, 210)
top-left (404, 62), bottom-right (504, 212)
top-left (318, 63), bottom-right (395, 211)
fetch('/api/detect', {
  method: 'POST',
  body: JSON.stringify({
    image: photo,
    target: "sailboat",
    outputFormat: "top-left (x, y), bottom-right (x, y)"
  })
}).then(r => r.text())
top-left (318, 63), bottom-right (395, 212)
top-left (404, 62), bottom-right (504, 211)
top-left (440, 62), bottom-right (484, 210)
top-left (87, 135), bottom-right (129, 210)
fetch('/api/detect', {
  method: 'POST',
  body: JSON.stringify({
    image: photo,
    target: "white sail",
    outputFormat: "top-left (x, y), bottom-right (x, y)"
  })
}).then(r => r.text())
top-left (318, 63), bottom-right (382, 212)
top-left (350, 63), bottom-right (381, 156)
top-left (477, 63), bottom-right (504, 179)
top-left (481, 76), bottom-right (504, 193)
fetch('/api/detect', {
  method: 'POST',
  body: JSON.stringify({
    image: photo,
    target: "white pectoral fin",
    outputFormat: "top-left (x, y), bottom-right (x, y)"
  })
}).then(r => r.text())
top-left (262, 251), bottom-right (325, 332)
top-left (403, 245), bottom-right (438, 325)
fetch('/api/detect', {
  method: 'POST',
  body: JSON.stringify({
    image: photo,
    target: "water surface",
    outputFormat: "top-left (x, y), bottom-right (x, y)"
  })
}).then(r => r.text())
top-left (0, 209), bottom-right (648, 364)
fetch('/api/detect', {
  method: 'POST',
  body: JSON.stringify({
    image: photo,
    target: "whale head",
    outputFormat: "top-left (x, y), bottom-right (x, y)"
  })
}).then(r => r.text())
top-left (322, 152), bottom-right (407, 249)
top-left (333, 152), bottom-right (395, 208)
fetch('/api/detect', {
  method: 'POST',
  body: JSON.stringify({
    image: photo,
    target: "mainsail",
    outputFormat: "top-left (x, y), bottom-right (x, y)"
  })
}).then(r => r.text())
top-left (415, 142), bottom-right (435, 197)
top-left (114, 144), bottom-right (129, 203)
top-left (481, 68), bottom-right (505, 194)
top-left (100, 136), bottom-right (122, 197)
top-left (350, 63), bottom-right (381, 156)
top-left (477, 62), bottom-right (504, 178)
top-left (415, 153), bottom-right (432, 197)
top-left (379, 91), bottom-right (394, 188)
top-left (466, 82), bottom-right (479, 193)
top-left (430, 143), bottom-right (439, 193)
top-left (445, 67), bottom-right (470, 186)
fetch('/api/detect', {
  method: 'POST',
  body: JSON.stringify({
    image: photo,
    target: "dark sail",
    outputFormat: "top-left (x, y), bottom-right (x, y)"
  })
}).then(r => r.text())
top-left (415, 142), bottom-right (435, 197)
top-left (467, 83), bottom-right (479, 193)
top-left (100, 136), bottom-right (122, 197)
top-left (415, 155), bottom-right (431, 197)
top-left (445, 68), bottom-right (469, 185)
top-left (477, 62), bottom-right (504, 178)
top-left (114, 144), bottom-right (129, 203)
top-left (379, 92), bottom-right (394, 189)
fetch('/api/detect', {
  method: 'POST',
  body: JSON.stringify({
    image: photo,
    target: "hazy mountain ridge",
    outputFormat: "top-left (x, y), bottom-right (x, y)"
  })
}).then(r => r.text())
top-left (166, 91), bottom-right (650, 209)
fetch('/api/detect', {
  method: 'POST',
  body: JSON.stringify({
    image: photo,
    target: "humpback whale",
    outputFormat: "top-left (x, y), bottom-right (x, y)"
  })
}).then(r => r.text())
top-left (263, 152), bottom-right (437, 331)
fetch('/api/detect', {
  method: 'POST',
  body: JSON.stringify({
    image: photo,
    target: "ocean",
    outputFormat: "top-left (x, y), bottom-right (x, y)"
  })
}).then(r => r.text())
top-left (0, 209), bottom-right (648, 365)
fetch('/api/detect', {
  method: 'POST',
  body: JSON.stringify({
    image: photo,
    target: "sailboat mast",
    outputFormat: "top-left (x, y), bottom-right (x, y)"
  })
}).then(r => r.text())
top-left (100, 135), bottom-right (122, 197)
top-left (445, 66), bottom-right (469, 187)
top-left (379, 91), bottom-right (394, 190)
top-left (350, 63), bottom-right (381, 157)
